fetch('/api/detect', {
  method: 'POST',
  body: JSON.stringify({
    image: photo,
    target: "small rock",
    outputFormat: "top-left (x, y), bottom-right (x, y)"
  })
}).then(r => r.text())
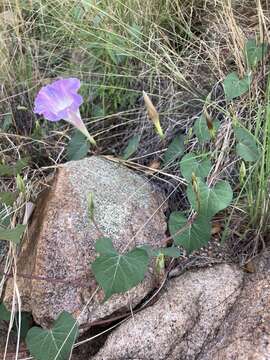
top-left (4, 156), bottom-right (167, 331)
top-left (92, 264), bottom-right (243, 360)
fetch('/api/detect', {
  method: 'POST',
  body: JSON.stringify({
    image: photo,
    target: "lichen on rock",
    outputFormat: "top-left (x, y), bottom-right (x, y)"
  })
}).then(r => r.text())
top-left (3, 156), bottom-right (167, 331)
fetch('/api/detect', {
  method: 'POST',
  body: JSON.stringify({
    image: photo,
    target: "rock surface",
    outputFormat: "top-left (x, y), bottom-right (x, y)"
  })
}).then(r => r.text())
top-left (4, 156), bottom-right (167, 330)
top-left (92, 264), bottom-right (243, 360)
top-left (91, 249), bottom-right (270, 360)
top-left (199, 250), bottom-right (270, 360)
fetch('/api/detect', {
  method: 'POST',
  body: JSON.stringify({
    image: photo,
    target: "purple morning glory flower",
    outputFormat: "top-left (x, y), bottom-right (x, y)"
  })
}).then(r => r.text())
top-left (34, 78), bottom-right (96, 145)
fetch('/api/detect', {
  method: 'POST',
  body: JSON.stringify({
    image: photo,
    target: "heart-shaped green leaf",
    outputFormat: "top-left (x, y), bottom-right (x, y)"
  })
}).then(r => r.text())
top-left (194, 115), bottom-right (220, 143)
top-left (223, 72), bottom-right (251, 101)
top-left (95, 237), bottom-right (116, 255)
top-left (0, 224), bottom-right (26, 244)
top-left (162, 134), bottom-right (185, 166)
top-left (245, 39), bottom-right (268, 68)
top-left (168, 212), bottom-right (211, 253)
top-left (67, 130), bottom-right (90, 161)
top-left (92, 238), bottom-right (149, 300)
top-left (187, 179), bottom-right (233, 218)
top-left (234, 126), bottom-right (261, 162)
top-left (26, 311), bottom-right (78, 360)
top-left (122, 135), bottom-right (140, 160)
top-left (180, 153), bottom-right (211, 182)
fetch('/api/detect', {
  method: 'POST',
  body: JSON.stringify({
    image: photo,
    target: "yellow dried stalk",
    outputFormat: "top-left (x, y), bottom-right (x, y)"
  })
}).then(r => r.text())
top-left (143, 91), bottom-right (164, 139)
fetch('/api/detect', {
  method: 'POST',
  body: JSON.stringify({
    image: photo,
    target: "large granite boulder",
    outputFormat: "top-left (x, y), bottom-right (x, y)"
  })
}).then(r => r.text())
top-left (91, 249), bottom-right (270, 360)
top-left (4, 156), bottom-right (167, 330)
top-left (199, 249), bottom-right (270, 360)
top-left (92, 264), bottom-right (243, 360)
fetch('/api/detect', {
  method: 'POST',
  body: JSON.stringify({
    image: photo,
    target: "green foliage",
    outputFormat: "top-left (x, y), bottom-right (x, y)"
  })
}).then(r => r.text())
top-left (0, 115), bottom-right (13, 132)
top-left (31, 121), bottom-right (45, 140)
top-left (162, 134), bottom-right (185, 166)
top-left (94, 237), bottom-right (115, 254)
top-left (87, 192), bottom-right (95, 222)
top-left (245, 74), bottom-right (270, 231)
top-left (19, 0), bottom-right (143, 117)
top-left (0, 224), bottom-right (26, 244)
top-left (165, 40), bottom-right (266, 258)
top-left (92, 237), bottom-right (149, 300)
top-left (0, 207), bottom-right (11, 228)
top-left (16, 158), bottom-right (29, 174)
top-left (187, 179), bottom-right (233, 218)
top-left (0, 303), bottom-right (32, 340)
top-left (223, 72), bottom-right (251, 101)
top-left (140, 245), bottom-right (181, 258)
top-left (1, 7), bottom-right (267, 356)
top-left (3, 8), bottom-right (263, 341)
top-left (122, 135), bottom-right (140, 160)
top-left (234, 126), bottom-right (261, 162)
top-left (152, 247), bottom-right (181, 258)
top-left (0, 158), bottom-right (29, 177)
top-left (245, 39), bottom-right (268, 69)
top-left (169, 212), bottom-right (211, 253)
top-left (180, 153), bottom-right (211, 182)
top-left (19, 312), bottom-right (33, 340)
top-left (0, 192), bottom-right (17, 206)
top-left (26, 311), bottom-right (78, 360)
top-left (155, 253), bottom-right (165, 274)
top-left (0, 303), bottom-right (11, 322)
top-left (193, 115), bottom-right (220, 143)
top-left (66, 130), bottom-right (90, 161)
top-left (16, 174), bottom-right (26, 194)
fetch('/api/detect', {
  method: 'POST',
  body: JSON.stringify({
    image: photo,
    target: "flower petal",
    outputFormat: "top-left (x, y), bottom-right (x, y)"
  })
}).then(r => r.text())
top-left (40, 109), bottom-right (62, 122)
top-left (33, 78), bottom-right (82, 122)
top-left (59, 78), bottom-right (81, 92)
